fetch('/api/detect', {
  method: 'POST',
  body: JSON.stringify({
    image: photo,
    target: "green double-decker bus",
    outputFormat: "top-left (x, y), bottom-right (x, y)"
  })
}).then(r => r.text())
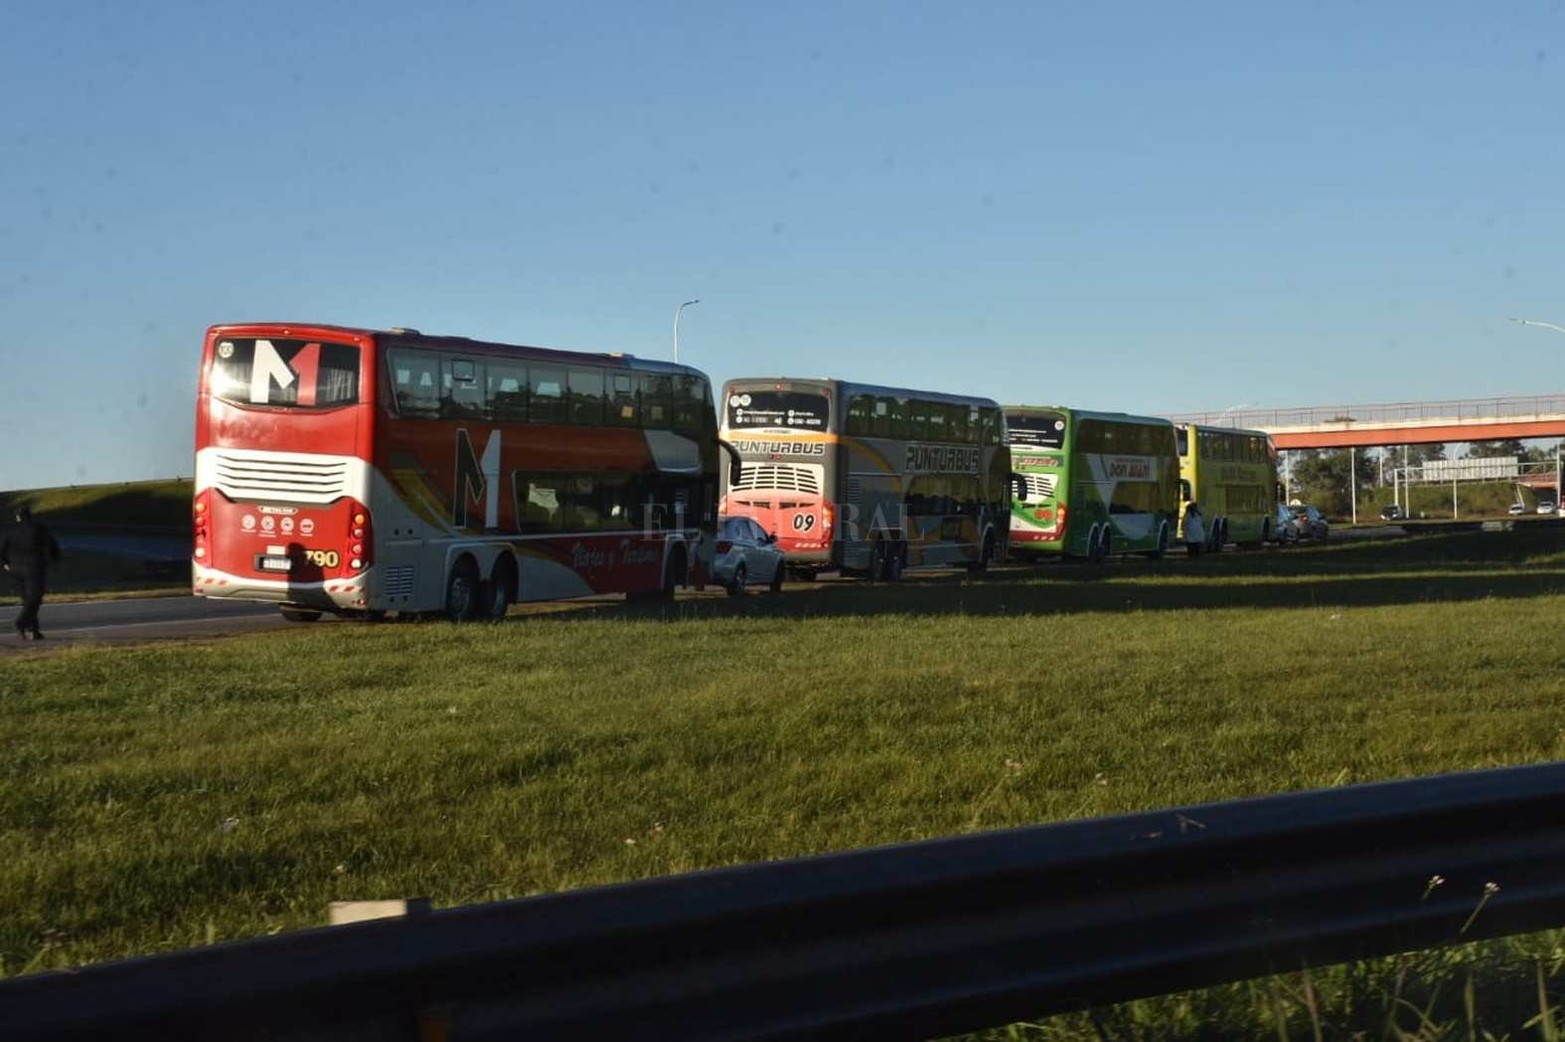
top-left (1005, 405), bottom-right (1181, 562)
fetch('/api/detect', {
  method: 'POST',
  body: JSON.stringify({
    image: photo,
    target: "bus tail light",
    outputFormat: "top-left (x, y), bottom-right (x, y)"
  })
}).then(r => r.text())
top-left (192, 489), bottom-right (212, 562)
top-left (346, 499), bottom-right (372, 572)
top-left (821, 502), bottom-right (834, 537)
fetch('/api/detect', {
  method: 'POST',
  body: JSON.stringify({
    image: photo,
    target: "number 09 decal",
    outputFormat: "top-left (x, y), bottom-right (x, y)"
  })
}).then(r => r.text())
top-left (304, 549), bottom-right (340, 568)
top-left (792, 514), bottom-right (816, 532)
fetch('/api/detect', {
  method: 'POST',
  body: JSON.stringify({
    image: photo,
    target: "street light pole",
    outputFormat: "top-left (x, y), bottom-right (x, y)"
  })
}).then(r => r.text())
top-left (673, 299), bottom-right (701, 363)
top-left (1509, 317), bottom-right (1565, 336)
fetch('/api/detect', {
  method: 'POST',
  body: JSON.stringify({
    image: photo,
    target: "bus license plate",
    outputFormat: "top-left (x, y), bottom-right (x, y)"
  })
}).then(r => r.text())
top-left (259, 555), bottom-right (294, 573)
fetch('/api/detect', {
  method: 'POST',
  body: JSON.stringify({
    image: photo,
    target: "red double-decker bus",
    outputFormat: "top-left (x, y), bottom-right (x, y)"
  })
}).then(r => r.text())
top-left (193, 322), bottom-right (727, 621)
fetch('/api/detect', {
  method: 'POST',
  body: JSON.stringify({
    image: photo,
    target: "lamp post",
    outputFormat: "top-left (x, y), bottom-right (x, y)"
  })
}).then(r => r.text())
top-left (673, 299), bottom-right (701, 363)
top-left (1510, 318), bottom-right (1565, 503)
top-left (1509, 317), bottom-right (1565, 336)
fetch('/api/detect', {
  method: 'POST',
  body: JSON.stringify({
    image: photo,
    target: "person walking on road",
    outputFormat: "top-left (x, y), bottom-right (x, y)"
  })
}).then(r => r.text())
top-left (2, 504), bottom-right (62, 640)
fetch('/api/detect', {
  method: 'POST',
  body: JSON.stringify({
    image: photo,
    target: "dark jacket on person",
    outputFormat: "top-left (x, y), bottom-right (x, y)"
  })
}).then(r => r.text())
top-left (1, 516), bottom-right (62, 576)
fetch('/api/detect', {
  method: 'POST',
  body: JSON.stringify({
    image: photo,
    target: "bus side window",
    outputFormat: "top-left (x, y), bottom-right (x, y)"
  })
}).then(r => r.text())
top-left (442, 358), bottom-right (483, 419)
top-left (638, 373), bottom-right (672, 429)
top-left (847, 394), bottom-right (874, 437)
top-left (390, 349), bottom-right (440, 418)
top-left (672, 374), bottom-right (707, 432)
top-left (608, 373), bottom-right (638, 426)
top-left (530, 366), bottom-right (568, 425)
top-left (568, 368), bottom-right (605, 426)
top-left (488, 360), bottom-right (529, 422)
top-left (871, 397), bottom-right (892, 438)
top-left (515, 475), bottom-right (562, 532)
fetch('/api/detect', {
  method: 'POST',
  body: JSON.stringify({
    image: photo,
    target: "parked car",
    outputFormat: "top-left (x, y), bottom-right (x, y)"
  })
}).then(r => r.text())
top-left (1539, 500), bottom-right (1557, 515)
top-left (712, 515), bottom-right (786, 596)
top-left (1289, 504), bottom-right (1329, 541)
top-left (1274, 503), bottom-right (1300, 545)
top-left (1379, 504), bottom-right (1404, 521)
top-left (1508, 502), bottom-right (1527, 516)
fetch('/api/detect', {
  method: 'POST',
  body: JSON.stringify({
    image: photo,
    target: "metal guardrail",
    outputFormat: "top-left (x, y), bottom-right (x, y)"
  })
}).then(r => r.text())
top-left (1170, 394), bottom-right (1565, 431)
top-left (8, 762), bottom-right (1565, 1041)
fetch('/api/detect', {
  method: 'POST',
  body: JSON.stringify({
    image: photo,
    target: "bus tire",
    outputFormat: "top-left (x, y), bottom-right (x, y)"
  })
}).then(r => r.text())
top-left (485, 557), bottom-right (517, 621)
top-left (1145, 523), bottom-right (1169, 560)
top-left (967, 530), bottom-right (995, 573)
top-left (657, 547), bottom-right (686, 601)
top-left (770, 557), bottom-right (786, 593)
top-left (880, 540), bottom-right (905, 582)
top-left (727, 563), bottom-right (748, 597)
top-left (445, 557), bottom-right (481, 622)
top-left (278, 606), bottom-right (322, 623)
top-left (1098, 528), bottom-right (1112, 562)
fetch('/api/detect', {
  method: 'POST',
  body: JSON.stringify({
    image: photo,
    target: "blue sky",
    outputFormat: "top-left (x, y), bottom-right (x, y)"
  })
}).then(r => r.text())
top-left (3, 1), bottom-right (1563, 490)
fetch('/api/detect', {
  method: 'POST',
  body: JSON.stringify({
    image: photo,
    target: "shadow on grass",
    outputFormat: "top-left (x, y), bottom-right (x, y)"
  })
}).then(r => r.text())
top-left (508, 529), bottom-right (1565, 624)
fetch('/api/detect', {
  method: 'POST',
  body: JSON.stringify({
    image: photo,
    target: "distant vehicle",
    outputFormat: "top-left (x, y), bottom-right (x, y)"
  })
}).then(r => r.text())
top-left (1008, 406), bottom-right (1181, 563)
top-left (1174, 423), bottom-right (1280, 550)
top-left (720, 378), bottom-right (1010, 580)
top-left (1274, 503), bottom-right (1301, 545)
top-left (1508, 502), bottom-right (1527, 516)
top-left (1379, 504), bottom-right (1404, 521)
top-left (1289, 504), bottom-right (1329, 540)
top-left (712, 515), bottom-right (786, 596)
top-left (1538, 500), bottom-right (1557, 515)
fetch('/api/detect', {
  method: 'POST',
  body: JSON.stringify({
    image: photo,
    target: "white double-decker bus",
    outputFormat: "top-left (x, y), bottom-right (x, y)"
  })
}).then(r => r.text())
top-left (719, 377), bottom-right (1011, 579)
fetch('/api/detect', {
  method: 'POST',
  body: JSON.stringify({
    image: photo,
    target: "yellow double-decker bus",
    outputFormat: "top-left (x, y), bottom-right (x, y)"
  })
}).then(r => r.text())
top-left (1175, 423), bottom-right (1279, 551)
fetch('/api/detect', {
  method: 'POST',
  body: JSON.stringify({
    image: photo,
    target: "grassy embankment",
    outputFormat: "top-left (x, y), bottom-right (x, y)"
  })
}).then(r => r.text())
top-left (0, 479), bottom-right (190, 600)
top-left (5, 529), bottom-right (1565, 1037)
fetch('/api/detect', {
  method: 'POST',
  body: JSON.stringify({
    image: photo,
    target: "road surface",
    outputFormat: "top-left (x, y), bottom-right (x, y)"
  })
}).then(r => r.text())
top-left (1, 595), bottom-right (282, 651)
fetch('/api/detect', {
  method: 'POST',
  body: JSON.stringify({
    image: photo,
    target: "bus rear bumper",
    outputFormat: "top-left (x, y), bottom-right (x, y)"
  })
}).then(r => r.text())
top-left (192, 564), bottom-right (374, 611)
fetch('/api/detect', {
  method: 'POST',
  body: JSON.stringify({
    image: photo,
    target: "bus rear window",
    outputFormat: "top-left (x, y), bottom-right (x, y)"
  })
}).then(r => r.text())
top-left (726, 391), bottom-right (829, 431)
top-left (1006, 413), bottom-right (1065, 449)
top-left (211, 338), bottom-right (360, 409)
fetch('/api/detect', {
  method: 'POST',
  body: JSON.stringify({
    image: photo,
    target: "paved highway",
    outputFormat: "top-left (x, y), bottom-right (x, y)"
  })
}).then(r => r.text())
top-left (2, 595), bottom-right (283, 651)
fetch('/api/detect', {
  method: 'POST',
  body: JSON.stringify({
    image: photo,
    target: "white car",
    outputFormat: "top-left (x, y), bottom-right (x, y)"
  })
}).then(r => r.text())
top-left (712, 516), bottom-right (786, 596)
top-left (1509, 503), bottom-right (1527, 516)
top-left (1539, 501), bottom-right (1558, 515)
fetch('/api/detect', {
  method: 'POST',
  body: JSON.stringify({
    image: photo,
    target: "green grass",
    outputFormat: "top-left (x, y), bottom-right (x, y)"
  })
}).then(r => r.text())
top-left (1, 478), bottom-right (191, 530)
top-left (0, 478), bottom-right (191, 601)
top-left (5, 531), bottom-right (1565, 1036)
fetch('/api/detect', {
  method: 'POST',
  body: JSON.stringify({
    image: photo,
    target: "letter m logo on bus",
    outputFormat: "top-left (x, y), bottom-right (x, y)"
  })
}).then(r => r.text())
top-left (453, 429), bottom-right (501, 530)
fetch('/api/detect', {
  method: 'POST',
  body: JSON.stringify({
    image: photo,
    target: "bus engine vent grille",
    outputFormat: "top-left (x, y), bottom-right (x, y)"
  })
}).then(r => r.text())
top-left (732, 463), bottom-right (822, 495)
top-left (1023, 474), bottom-right (1057, 500)
top-left (381, 566), bottom-right (415, 600)
top-left (212, 451), bottom-right (350, 504)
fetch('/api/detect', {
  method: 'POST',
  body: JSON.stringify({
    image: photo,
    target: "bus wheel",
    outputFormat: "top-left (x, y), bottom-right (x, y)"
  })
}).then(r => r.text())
top-left (880, 540), bottom-right (905, 582)
top-left (279, 606), bottom-right (322, 623)
top-left (1145, 523), bottom-right (1169, 560)
top-left (967, 531), bottom-right (995, 573)
top-left (727, 563), bottom-right (748, 597)
top-left (486, 558), bottom-right (516, 620)
top-left (658, 547), bottom-right (686, 601)
top-left (445, 559), bottom-right (481, 622)
top-left (1098, 529), bottom-right (1112, 562)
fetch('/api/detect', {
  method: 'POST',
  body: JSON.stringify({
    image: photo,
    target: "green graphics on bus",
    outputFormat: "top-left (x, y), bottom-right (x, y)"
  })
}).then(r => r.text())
top-left (1174, 424), bottom-right (1280, 550)
top-left (1006, 406), bottom-right (1181, 561)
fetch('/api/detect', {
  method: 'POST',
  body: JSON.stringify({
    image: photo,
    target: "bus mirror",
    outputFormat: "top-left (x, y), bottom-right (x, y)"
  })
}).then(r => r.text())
top-left (718, 438), bottom-right (744, 487)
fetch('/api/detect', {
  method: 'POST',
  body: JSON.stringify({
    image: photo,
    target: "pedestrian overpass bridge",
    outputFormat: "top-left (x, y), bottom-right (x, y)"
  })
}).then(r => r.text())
top-left (1169, 394), bottom-right (1565, 451)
